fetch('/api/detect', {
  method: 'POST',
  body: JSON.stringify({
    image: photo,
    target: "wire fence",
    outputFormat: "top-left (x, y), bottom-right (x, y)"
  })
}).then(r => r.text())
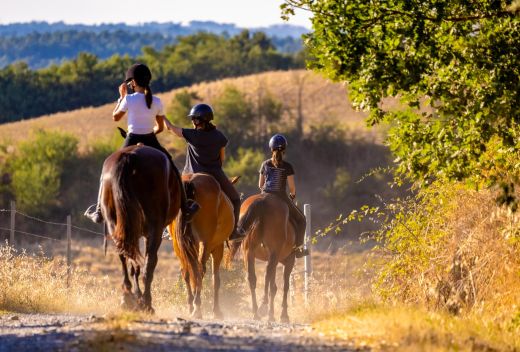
top-left (0, 200), bottom-right (315, 298)
top-left (0, 201), bottom-right (106, 286)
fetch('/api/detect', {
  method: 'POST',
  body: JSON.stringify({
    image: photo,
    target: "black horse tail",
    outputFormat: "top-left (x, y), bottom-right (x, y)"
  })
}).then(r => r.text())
top-left (226, 197), bottom-right (265, 267)
top-left (174, 181), bottom-right (201, 291)
top-left (112, 152), bottom-right (144, 262)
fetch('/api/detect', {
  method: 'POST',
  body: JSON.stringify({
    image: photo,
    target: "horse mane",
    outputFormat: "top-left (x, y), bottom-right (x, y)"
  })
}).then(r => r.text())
top-left (174, 180), bottom-right (201, 291)
top-left (111, 151), bottom-right (144, 262)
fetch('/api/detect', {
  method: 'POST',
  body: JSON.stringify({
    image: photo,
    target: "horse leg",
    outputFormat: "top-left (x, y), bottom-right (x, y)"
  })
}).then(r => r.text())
top-left (192, 242), bottom-right (209, 319)
top-left (141, 235), bottom-right (161, 314)
top-left (280, 255), bottom-right (295, 323)
top-left (119, 254), bottom-right (137, 310)
top-left (181, 268), bottom-right (195, 315)
top-left (131, 263), bottom-right (142, 299)
top-left (211, 244), bottom-right (224, 319)
top-left (246, 250), bottom-right (259, 320)
top-left (268, 258), bottom-right (278, 322)
top-left (259, 253), bottom-right (277, 319)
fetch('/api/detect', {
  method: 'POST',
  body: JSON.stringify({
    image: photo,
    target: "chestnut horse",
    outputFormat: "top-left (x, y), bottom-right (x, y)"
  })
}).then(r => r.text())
top-left (169, 173), bottom-right (234, 319)
top-left (101, 145), bottom-right (181, 313)
top-left (228, 193), bottom-right (297, 323)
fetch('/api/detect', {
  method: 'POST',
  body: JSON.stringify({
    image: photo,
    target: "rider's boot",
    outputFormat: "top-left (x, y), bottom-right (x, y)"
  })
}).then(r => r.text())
top-left (228, 198), bottom-right (245, 242)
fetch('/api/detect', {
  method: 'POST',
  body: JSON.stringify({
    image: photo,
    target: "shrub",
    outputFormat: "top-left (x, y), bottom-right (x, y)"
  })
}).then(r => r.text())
top-left (7, 130), bottom-right (78, 216)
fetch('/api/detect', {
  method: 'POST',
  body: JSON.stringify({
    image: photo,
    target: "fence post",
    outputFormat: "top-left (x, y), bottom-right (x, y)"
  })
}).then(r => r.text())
top-left (10, 201), bottom-right (15, 247)
top-left (304, 203), bottom-right (312, 305)
top-left (66, 215), bottom-right (71, 287)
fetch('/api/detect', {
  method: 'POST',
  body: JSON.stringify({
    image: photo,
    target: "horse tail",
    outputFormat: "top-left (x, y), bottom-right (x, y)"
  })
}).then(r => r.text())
top-left (174, 181), bottom-right (201, 290)
top-left (112, 152), bottom-right (143, 262)
top-left (226, 197), bottom-right (265, 267)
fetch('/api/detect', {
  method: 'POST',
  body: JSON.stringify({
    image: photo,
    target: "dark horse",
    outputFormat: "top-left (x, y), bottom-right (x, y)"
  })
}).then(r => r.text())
top-left (100, 144), bottom-right (181, 313)
top-left (228, 193), bottom-right (297, 322)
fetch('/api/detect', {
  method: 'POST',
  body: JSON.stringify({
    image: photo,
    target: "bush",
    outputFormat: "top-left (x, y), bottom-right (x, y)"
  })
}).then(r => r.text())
top-left (224, 148), bottom-right (265, 194)
top-left (6, 130), bottom-right (78, 216)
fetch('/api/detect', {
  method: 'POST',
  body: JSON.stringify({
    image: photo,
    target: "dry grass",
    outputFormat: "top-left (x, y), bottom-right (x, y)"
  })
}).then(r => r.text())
top-left (313, 303), bottom-right (520, 351)
top-left (0, 70), bottom-right (384, 152)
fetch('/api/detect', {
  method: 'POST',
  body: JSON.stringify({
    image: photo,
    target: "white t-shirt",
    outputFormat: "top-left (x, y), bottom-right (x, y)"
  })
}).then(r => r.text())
top-left (117, 93), bottom-right (165, 134)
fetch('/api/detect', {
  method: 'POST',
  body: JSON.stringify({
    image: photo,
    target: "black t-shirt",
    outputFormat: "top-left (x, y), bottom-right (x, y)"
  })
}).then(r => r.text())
top-left (259, 159), bottom-right (295, 193)
top-left (182, 128), bottom-right (228, 173)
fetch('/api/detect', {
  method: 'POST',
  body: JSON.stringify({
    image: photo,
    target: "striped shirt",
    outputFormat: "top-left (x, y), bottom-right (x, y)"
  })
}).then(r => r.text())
top-left (259, 159), bottom-right (294, 193)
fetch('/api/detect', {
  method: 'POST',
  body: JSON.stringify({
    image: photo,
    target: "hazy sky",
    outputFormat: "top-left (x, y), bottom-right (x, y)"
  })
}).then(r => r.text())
top-left (0, 0), bottom-right (311, 28)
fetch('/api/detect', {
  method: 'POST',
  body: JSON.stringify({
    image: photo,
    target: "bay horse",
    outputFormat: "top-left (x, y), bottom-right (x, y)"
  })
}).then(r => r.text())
top-left (169, 173), bottom-right (235, 319)
top-left (228, 193), bottom-right (297, 323)
top-left (100, 144), bottom-right (181, 313)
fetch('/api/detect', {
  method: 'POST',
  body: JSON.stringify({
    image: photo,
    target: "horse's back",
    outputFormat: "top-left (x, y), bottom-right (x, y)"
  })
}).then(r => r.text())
top-left (103, 145), bottom-right (180, 226)
top-left (182, 173), bottom-right (233, 245)
top-left (241, 193), bottom-right (295, 262)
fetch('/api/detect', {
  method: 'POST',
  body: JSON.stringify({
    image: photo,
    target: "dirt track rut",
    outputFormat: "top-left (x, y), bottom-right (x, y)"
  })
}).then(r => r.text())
top-left (0, 313), bottom-right (359, 351)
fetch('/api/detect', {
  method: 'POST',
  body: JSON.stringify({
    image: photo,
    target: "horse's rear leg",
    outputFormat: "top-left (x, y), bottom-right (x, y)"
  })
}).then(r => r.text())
top-left (120, 254), bottom-right (137, 310)
top-left (246, 250), bottom-right (259, 320)
top-left (280, 255), bottom-right (295, 323)
top-left (181, 268), bottom-right (195, 314)
top-left (130, 264), bottom-right (142, 299)
top-left (259, 253), bottom-right (278, 320)
top-left (141, 235), bottom-right (161, 314)
top-left (211, 244), bottom-right (224, 319)
top-left (192, 242), bottom-right (209, 319)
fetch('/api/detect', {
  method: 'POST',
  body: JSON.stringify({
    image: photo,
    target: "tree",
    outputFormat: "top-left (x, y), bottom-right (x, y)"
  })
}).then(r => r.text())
top-left (282, 1), bottom-right (520, 188)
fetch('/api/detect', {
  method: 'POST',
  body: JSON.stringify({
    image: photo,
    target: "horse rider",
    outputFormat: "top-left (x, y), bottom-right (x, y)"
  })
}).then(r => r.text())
top-left (85, 63), bottom-right (198, 223)
top-left (259, 134), bottom-right (309, 257)
top-left (163, 103), bottom-right (245, 242)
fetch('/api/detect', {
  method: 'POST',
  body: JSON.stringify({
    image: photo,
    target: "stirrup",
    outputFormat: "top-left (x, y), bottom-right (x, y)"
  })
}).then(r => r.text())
top-left (183, 200), bottom-right (200, 223)
top-left (84, 203), bottom-right (103, 224)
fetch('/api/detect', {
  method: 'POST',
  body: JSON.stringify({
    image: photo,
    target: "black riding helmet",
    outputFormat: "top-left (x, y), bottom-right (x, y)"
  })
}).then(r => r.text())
top-left (125, 63), bottom-right (152, 87)
top-left (188, 103), bottom-right (214, 122)
top-left (269, 134), bottom-right (288, 151)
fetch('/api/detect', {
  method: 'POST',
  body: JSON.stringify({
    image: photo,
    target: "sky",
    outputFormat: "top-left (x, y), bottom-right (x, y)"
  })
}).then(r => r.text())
top-left (0, 0), bottom-right (311, 28)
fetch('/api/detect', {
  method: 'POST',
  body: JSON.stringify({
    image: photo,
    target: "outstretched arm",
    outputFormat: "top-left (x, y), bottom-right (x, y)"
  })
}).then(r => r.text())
top-left (163, 117), bottom-right (183, 137)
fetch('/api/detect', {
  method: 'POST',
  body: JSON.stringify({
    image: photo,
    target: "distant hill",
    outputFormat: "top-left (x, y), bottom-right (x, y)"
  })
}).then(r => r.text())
top-left (0, 21), bottom-right (307, 68)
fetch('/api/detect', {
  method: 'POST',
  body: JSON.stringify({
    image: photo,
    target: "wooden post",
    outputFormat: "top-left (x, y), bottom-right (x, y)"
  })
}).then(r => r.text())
top-left (10, 201), bottom-right (15, 247)
top-left (304, 204), bottom-right (312, 305)
top-left (66, 215), bottom-right (71, 287)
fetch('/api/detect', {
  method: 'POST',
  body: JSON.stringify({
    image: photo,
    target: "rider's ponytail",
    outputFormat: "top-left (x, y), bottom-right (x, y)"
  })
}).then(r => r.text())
top-left (144, 85), bottom-right (153, 109)
top-left (272, 149), bottom-right (283, 168)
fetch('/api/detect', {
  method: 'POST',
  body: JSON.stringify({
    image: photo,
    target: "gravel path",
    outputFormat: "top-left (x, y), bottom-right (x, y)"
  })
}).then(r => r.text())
top-left (0, 313), bottom-right (360, 351)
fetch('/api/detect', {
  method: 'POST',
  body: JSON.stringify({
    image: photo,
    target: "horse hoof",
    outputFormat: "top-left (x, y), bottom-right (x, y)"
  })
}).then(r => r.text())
top-left (268, 315), bottom-right (275, 323)
top-left (253, 313), bottom-right (260, 321)
top-left (257, 304), bottom-right (268, 317)
top-left (280, 315), bottom-right (290, 324)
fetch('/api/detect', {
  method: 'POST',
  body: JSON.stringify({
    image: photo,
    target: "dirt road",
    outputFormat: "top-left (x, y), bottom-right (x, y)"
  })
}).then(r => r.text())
top-left (0, 313), bottom-right (358, 351)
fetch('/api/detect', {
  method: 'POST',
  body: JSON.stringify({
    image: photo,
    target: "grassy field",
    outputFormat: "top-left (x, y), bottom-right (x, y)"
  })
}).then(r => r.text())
top-left (0, 70), bottom-right (385, 152)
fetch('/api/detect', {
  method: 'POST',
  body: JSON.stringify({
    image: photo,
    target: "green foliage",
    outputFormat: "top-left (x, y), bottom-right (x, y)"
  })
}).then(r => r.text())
top-left (166, 89), bottom-right (200, 126)
top-left (0, 31), bottom-right (303, 123)
top-left (213, 85), bottom-right (255, 147)
top-left (283, 0), bottom-right (520, 188)
top-left (6, 130), bottom-right (78, 215)
top-left (223, 148), bottom-right (265, 191)
top-left (321, 167), bottom-right (351, 202)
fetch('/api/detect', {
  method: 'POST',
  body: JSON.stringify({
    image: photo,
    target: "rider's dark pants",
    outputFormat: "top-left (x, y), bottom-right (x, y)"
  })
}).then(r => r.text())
top-left (263, 190), bottom-right (306, 247)
top-left (201, 168), bottom-right (241, 230)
